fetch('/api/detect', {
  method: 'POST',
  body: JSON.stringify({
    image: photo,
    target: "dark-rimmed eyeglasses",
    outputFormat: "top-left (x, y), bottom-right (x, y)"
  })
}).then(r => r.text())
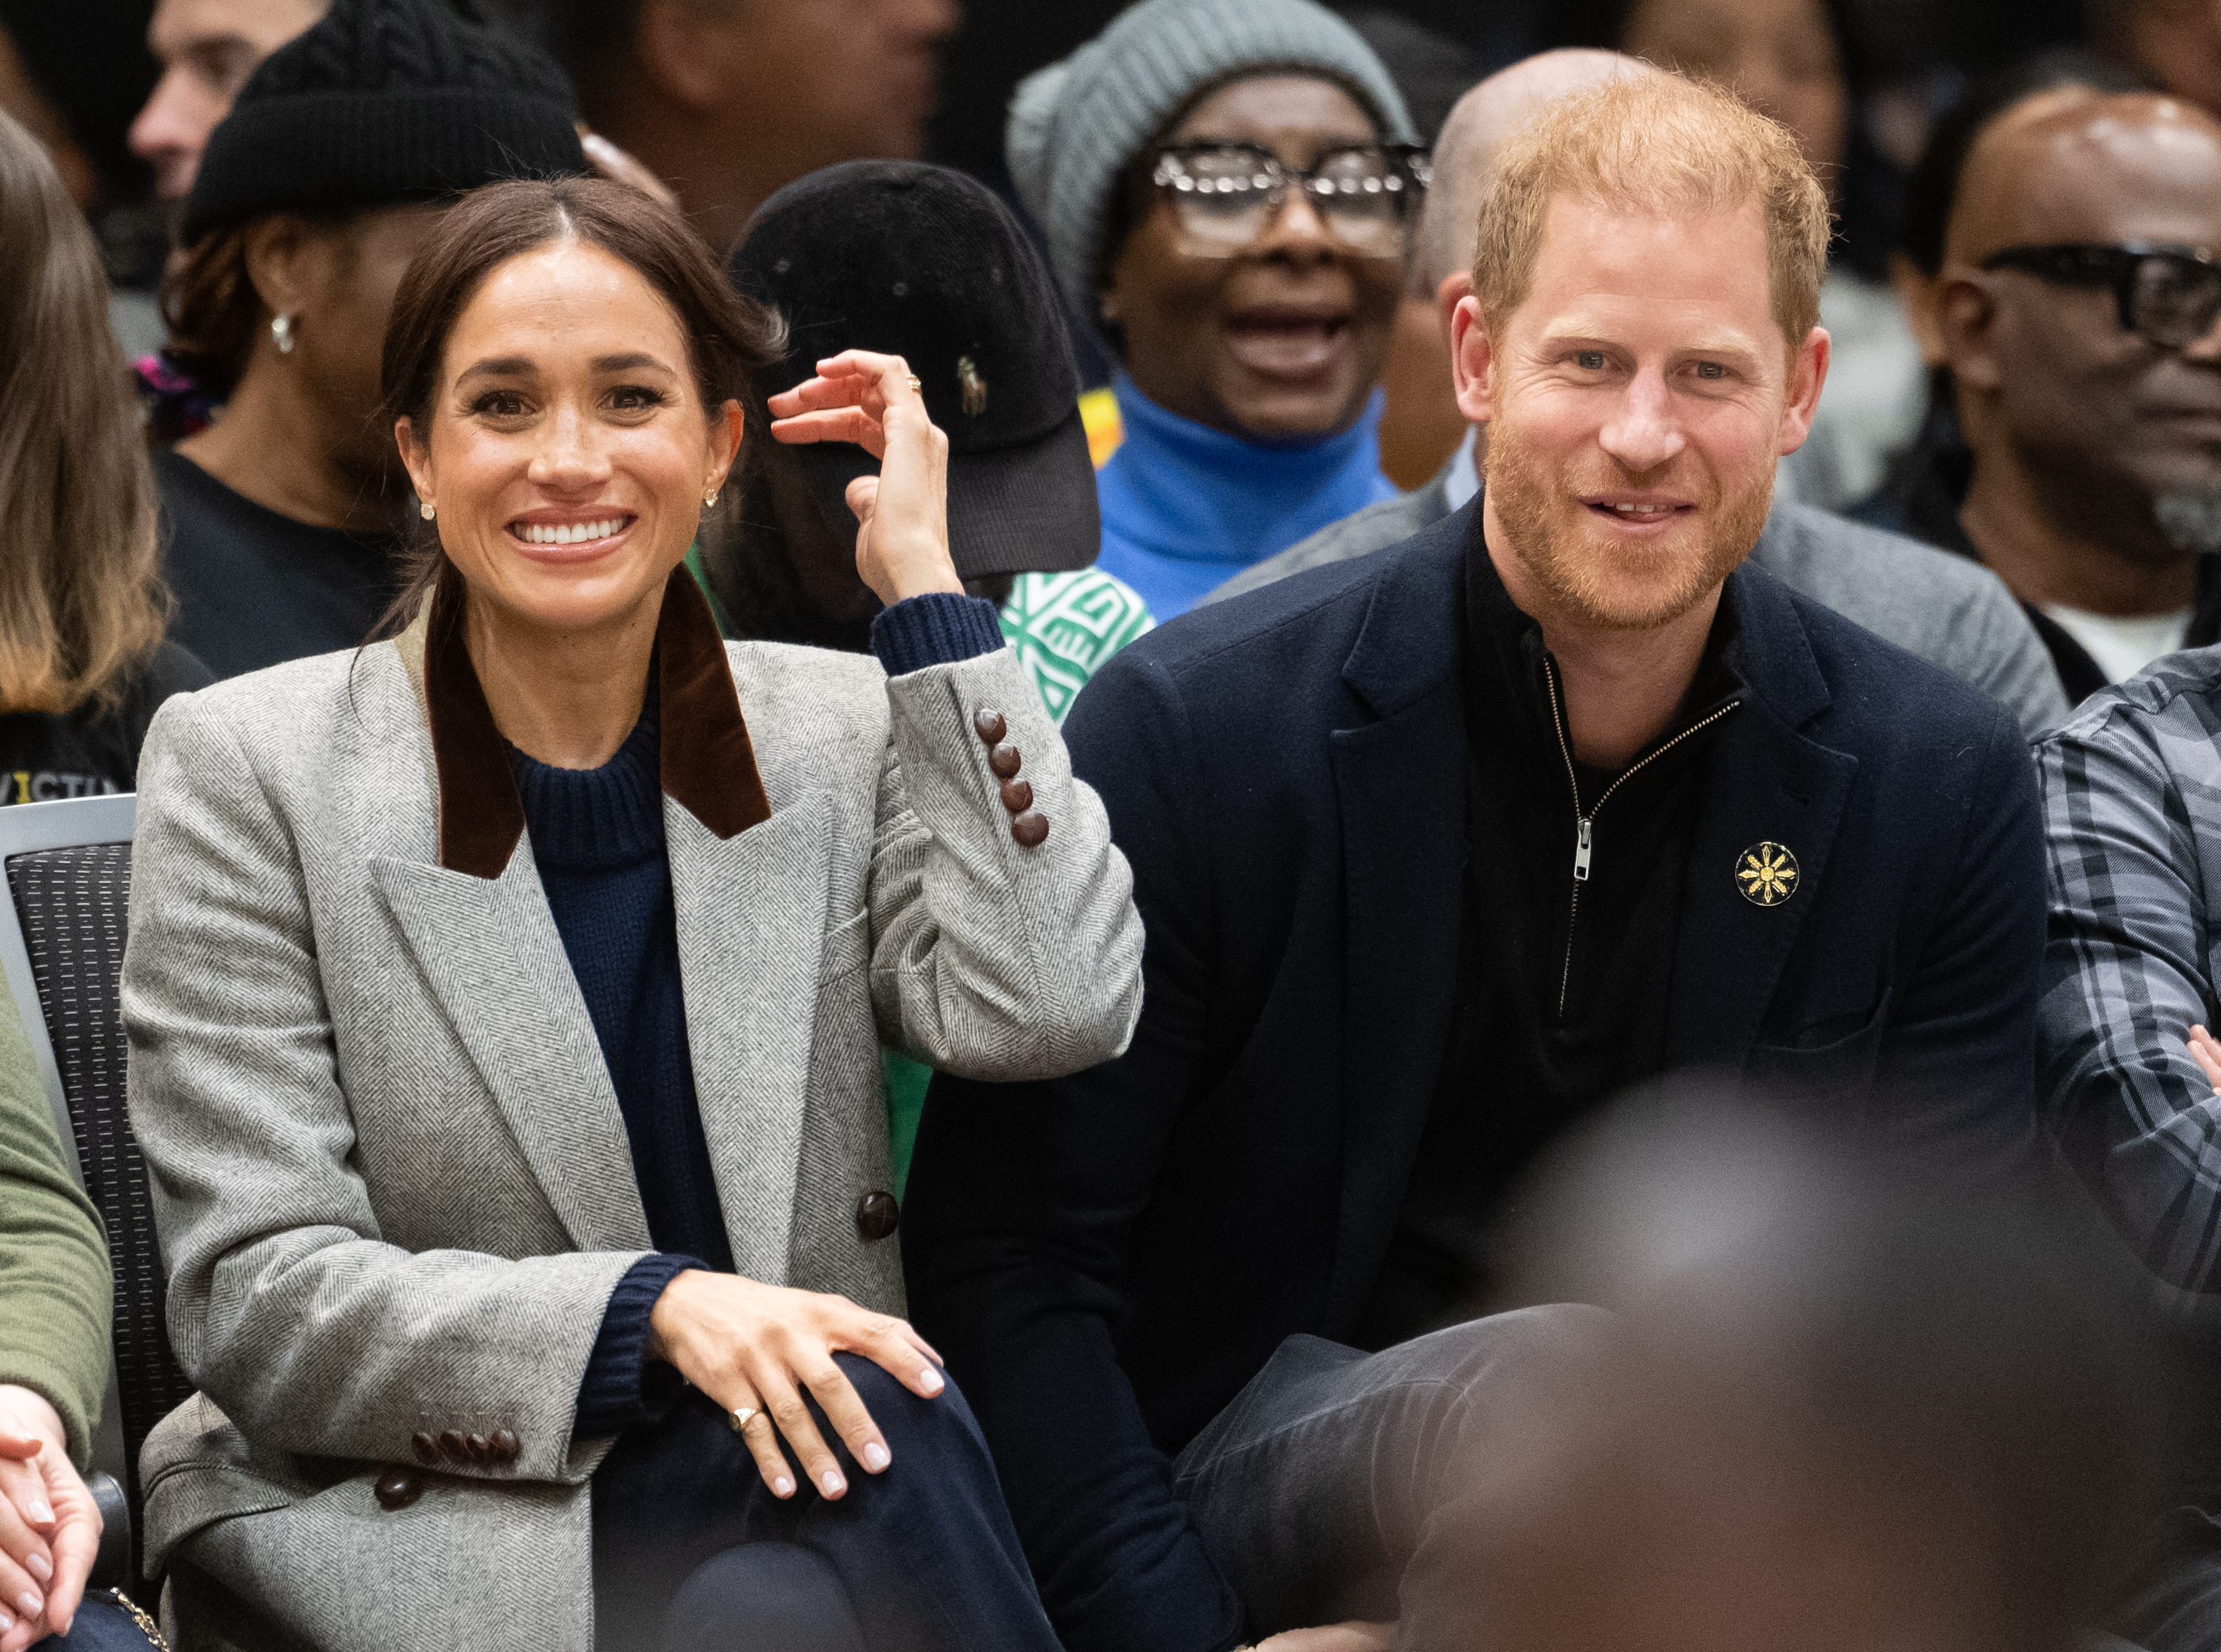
top-left (1979, 242), bottom-right (2221, 349)
top-left (1150, 142), bottom-right (1430, 258)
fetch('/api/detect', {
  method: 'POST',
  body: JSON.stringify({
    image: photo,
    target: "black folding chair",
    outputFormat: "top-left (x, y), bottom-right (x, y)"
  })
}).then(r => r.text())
top-left (0, 793), bottom-right (189, 1593)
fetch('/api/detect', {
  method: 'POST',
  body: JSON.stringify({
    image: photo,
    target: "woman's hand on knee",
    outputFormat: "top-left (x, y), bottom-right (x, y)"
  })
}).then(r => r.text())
top-left (0, 1386), bottom-right (98, 1649)
top-left (646, 1270), bottom-right (945, 1502)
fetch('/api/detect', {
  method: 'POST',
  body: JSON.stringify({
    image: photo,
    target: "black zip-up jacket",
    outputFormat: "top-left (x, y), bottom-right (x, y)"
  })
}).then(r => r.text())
top-left (1354, 541), bottom-right (1744, 1348)
top-left (905, 503), bottom-right (2043, 1652)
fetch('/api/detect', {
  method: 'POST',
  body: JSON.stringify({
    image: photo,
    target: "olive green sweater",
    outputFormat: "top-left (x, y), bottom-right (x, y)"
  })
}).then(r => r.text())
top-left (0, 993), bottom-right (109, 1467)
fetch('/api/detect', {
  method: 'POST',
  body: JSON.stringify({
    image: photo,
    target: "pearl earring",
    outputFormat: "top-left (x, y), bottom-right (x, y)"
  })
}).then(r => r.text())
top-left (271, 312), bottom-right (295, 355)
top-left (703, 490), bottom-right (720, 509)
top-left (420, 501), bottom-right (435, 521)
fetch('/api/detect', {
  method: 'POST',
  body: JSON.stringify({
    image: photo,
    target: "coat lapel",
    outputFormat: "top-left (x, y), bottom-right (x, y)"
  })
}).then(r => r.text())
top-left (1666, 569), bottom-right (1859, 1068)
top-left (667, 791), bottom-right (832, 1286)
top-left (370, 842), bottom-right (651, 1253)
top-left (1322, 521), bottom-right (1471, 1331)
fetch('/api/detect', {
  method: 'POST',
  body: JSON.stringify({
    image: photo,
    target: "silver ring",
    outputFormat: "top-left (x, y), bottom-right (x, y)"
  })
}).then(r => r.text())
top-left (729, 1406), bottom-right (759, 1433)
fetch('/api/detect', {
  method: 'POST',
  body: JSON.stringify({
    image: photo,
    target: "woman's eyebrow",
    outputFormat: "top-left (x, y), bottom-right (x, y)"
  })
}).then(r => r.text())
top-left (456, 355), bottom-right (535, 383)
top-left (593, 352), bottom-right (676, 374)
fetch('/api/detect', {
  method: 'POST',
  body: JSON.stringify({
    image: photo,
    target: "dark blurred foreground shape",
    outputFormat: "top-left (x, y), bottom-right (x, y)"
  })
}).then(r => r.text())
top-left (1458, 1083), bottom-right (2180, 1652)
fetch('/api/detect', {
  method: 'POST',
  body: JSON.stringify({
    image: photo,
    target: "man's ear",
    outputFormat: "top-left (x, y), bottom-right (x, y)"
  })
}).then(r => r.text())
top-left (1435, 270), bottom-right (1472, 353)
top-left (1935, 272), bottom-right (2003, 392)
top-left (1775, 325), bottom-right (1832, 457)
top-left (1450, 292), bottom-right (1495, 424)
top-left (634, 0), bottom-right (735, 110)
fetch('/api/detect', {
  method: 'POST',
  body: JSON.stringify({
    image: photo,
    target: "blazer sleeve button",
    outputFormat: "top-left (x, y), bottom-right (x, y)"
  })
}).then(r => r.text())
top-left (988, 743), bottom-right (1022, 779)
top-left (974, 708), bottom-right (1007, 745)
top-left (855, 1190), bottom-right (901, 1242)
top-left (1011, 810), bottom-right (1050, 847)
top-left (410, 1431), bottom-right (440, 1466)
top-left (465, 1433), bottom-right (494, 1465)
top-left (490, 1428), bottom-right (520, 1465)
top-left (1000, 779), bottom-right (1033, 814)
top-left (375, 1468), bottom-right (425, 1511)
top-left (438, 1429), bottom-right (469, 1463)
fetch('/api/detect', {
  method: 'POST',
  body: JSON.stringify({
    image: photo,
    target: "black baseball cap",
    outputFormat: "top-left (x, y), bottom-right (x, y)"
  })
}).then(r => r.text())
top-left (729, 160), bottom-right (1100, 580)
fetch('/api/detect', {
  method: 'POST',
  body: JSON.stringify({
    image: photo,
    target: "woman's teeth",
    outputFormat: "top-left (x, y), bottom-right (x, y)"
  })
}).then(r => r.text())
top-left (518, 519), bottom-right (623, 545)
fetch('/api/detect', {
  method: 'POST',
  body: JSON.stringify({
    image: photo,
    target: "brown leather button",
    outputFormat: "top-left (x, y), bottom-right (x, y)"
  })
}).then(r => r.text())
top-left (409, 1431), bottom-right (440, 1467)
top-left (465, 1432), bottom-right (493, 1465)
top-left (973, 708), bottom-right (1007, 745)
top-left (1000, 779), bottom-right (1033, 814)
top-left (490, 1428), bottom-right (520, 1465)
top-left (1011, 811), bottom-right (1050, 847)
top-left (375, 1468), bottom-right (425, 1511)
top-left (439, 1429), bottom-right (469, 1463)
top-left (988, 743), bottom-right (1022, 779)
top-left (855, 1190), bottom-right (900, 1242)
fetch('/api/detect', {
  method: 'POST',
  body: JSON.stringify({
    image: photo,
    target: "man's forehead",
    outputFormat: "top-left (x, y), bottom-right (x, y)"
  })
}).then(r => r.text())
top-left (155, 0), bottom-right (320, 50)
top-left (1522, 192), bottom-right (1774, 332)
top-left (1951, 93), bottom-right (2221, 262)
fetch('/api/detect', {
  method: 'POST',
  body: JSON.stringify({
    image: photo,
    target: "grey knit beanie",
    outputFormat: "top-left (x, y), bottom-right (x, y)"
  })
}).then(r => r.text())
top-left (1007, 0), bottom-right (1416, 312)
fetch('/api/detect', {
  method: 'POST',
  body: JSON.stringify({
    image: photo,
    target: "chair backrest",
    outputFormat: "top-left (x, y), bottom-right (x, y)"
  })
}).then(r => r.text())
top-left (0, 796), bottom-right (191, 1568)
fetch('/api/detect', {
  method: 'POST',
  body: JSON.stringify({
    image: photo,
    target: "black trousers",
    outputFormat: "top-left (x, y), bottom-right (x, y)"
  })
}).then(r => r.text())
top-left (591, 1354), bottom-right (1059, 1652)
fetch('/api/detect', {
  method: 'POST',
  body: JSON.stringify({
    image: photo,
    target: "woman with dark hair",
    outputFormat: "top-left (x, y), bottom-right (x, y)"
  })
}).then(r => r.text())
top-left (0, 107), bottom-right (207, 803)
top-left (150, 0), bottom-right (588, 680)
top-left (121, 172), bottom-right (1142, 1651)
top-left (1009, 0), bottom-right (1425, 620)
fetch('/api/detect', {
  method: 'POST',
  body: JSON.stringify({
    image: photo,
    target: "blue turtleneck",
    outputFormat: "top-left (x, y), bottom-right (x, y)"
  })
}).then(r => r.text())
top-left (1093, 372), bottom-right (1397, 621)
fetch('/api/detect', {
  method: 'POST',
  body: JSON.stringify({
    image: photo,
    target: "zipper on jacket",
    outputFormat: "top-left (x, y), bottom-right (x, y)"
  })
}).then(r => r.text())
top-left (1540, 657), bottom-right (1741, 1018)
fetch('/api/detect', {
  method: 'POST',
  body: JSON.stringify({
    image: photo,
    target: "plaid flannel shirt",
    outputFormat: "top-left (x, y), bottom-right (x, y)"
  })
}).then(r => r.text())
top-left (2040, 642), bottom-right (2221, 1294)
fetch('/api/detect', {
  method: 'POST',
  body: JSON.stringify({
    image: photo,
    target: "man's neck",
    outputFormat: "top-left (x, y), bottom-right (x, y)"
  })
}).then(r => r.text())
top-left (177, 358), bottom-right (398, 535)
top-left (1959, 449), bottom-right (2197, 617)
top-left (1482, 499), bottom-right (1722, 770)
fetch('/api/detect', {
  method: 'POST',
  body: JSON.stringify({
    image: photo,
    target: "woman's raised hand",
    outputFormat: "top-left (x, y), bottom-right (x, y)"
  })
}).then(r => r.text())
top-left (647, 1271), bottom-right (945, 1500)
top-left (767, 350), bottom-right (964, 608)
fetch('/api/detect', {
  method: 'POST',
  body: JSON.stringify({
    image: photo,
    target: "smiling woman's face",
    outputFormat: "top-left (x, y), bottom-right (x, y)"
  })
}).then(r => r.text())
top-left (1102, 74), bottom-right (1404, 441)
top-left (398, 238), bottom-right (740, 638)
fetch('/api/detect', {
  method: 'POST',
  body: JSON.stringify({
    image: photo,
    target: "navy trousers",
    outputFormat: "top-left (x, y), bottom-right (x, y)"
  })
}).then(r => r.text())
top-left (591, 1354), bottom-right (1059, 1652)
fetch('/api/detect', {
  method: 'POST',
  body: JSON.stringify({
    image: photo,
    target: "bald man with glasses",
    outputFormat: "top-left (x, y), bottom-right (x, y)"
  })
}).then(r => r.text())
top-left (1934, 90), bottom-right (2221, 704)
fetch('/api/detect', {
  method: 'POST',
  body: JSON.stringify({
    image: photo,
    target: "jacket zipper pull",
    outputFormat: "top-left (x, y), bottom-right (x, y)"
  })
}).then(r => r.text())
top-left (1573, 816), bottom-right (1592, 882)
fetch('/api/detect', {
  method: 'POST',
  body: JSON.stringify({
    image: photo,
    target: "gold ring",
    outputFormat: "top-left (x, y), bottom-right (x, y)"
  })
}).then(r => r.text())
top-left (729, 1407), bottom-right (759, 1432)
top-left (905, 375), bottom-right (922, 394)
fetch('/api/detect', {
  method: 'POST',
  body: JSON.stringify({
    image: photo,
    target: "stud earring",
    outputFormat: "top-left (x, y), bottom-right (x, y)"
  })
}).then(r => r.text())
top-left (271, 312), bottom-right (295, 355)
top-left (703, 489), bottom-right (720, 509)
top-left (420, 501), bottom-right (435, 521)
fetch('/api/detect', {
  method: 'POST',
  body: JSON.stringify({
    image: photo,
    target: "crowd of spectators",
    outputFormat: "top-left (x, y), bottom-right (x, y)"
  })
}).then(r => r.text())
top-left (2, 0), bottom-right (2221, 1648)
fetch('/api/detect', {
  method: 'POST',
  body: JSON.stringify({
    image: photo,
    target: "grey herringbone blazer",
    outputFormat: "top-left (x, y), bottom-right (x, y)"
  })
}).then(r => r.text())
top-left (121, 588), bottom-right (1143, 1651)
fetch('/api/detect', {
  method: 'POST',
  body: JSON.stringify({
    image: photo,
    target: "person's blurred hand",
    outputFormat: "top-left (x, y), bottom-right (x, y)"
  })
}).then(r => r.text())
top-left (0, 1385), bottom-right (98, 1650)
top-left (767, 349), bottom-right (962, 606)
top-left (576, 124), bottom-right (681, 212)
top-left (1254, 1624), bottom-right (1396, 1651)
top-left (2189, 1023), bottom-right (2221, 1092)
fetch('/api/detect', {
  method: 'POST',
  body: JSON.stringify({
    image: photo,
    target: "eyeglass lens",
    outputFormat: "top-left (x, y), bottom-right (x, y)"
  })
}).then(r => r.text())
top-left (1157, 148), bottom-right (1413, 257)
top-left (2131, 255), bottom-right (2221, 348)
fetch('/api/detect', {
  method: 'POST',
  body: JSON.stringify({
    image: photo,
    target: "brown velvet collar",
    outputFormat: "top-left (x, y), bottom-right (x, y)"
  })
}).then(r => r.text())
top-left (424, 565), bottom-right (773, 879)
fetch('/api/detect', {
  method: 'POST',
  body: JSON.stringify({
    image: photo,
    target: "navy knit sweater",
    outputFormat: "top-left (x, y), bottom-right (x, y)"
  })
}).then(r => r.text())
top-left (554, 593), bottom-right (1004, 1437)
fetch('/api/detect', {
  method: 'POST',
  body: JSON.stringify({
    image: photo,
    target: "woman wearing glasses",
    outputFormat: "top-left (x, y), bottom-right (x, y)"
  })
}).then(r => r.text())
top-left (1009, 0), bottom-right (1424, 619)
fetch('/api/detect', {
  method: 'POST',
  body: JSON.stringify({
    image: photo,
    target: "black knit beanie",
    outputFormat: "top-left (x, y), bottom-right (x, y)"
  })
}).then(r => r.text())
top-left (181, 0), bottom-right (586, 242)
